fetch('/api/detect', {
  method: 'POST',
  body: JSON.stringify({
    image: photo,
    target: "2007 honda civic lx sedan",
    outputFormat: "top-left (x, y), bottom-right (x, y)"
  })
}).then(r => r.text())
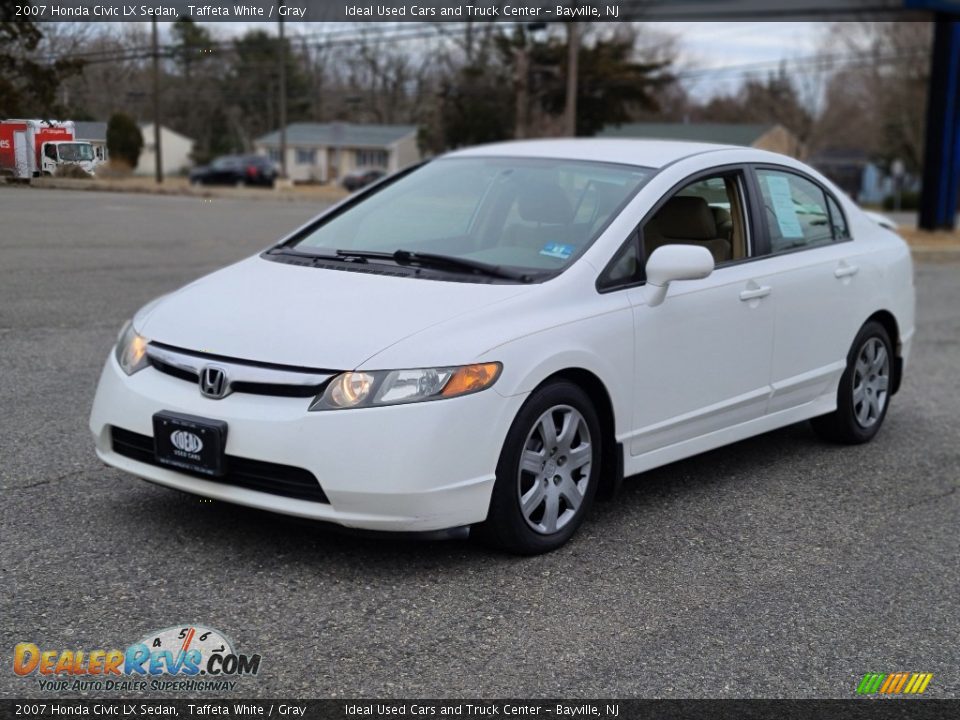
top-left (90, 139), bottom-right (915, 554)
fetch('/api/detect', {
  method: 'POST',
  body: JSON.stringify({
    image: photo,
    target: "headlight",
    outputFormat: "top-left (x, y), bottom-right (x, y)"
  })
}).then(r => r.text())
top-left (309, 362), bottom-right (501, 411)
top-left (115, 321), bottom-right (150, 376)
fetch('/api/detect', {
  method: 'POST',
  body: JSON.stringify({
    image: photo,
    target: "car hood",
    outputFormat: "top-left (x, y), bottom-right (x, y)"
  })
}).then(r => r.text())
top-left (135, 256), bottom-right (533, 370)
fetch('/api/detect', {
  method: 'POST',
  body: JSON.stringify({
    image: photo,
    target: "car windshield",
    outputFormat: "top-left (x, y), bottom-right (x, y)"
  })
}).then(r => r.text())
top-left (291, 157), bottom-right (654, 272)
top-left (57, 143), bottom-right (94, 162)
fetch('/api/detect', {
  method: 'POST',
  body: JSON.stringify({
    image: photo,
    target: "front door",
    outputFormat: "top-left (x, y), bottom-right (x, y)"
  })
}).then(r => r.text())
top-left (622, 170), bottom-right (776, 458)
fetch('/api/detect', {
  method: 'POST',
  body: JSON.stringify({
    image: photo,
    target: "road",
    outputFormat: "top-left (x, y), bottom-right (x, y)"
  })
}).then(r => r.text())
top-left (1, 188), bottom-right (957, 699)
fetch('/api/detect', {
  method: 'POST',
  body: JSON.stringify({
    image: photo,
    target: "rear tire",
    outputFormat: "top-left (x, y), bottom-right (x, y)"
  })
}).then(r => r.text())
top-left (475, 380), bottom-right (601, 555)
top-left (811, 321), bottom-right (893, 444)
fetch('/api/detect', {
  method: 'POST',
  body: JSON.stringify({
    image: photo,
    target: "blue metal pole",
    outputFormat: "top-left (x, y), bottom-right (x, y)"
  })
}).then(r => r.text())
top-left (919, 16), bottom-right (960, 230)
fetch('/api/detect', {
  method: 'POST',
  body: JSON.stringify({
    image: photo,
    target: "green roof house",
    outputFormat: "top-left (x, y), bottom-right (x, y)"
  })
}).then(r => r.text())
top-left (598, 122), bottom-right (803, 159)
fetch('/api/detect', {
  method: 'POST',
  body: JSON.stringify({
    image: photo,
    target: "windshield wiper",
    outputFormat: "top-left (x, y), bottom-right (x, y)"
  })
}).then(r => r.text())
top-left (392, 250), bottom-right (537, 282)
top-left (266, 247), bottom-right (390, 263)
top-left (269, 246), bottom-right (538, 282)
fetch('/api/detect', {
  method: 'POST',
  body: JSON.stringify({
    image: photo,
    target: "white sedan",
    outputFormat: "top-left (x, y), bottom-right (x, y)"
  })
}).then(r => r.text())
top-left (90, 140), bottom-right (915, 554)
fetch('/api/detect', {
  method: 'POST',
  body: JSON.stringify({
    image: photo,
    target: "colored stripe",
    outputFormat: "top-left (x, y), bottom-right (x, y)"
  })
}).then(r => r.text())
top-left (879, 674), bottom-right (896, 693)
top-left (893, 673), bottom-right (910, 693)
top-left (885, 673), bottom-right (903, 694)
top-left (918, 674), bottom-right (933, 694)
top-left (904, 674), bottom-right (920, 694)
top-left (868, 673), bottom-right (886, 693)
top-left (856, 674), bottom-right (873, 694)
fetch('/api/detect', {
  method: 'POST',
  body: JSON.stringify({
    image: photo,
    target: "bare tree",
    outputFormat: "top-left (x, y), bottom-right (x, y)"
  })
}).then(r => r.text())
top-left (820, 21), bottom-right (932, 171)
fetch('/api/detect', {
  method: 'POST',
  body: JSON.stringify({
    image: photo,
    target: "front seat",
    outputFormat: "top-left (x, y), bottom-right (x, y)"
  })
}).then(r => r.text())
top-left (504, 181), bottom-right (574, 250)
top-left (644, 196), bottom-right (732, 264)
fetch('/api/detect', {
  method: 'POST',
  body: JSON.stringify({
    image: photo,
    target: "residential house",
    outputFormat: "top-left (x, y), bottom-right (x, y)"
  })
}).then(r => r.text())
top-left (137, 123), bottom-right (195, 177)
top-left (254, 123), bottom-right (420, 183)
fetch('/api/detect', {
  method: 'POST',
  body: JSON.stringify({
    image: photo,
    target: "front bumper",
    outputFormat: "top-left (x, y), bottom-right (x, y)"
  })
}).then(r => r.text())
top-left (90, 355), bottom-right (524, 531)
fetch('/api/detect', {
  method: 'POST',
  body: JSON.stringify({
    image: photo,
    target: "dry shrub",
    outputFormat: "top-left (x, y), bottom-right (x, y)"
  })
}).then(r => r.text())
top-left (54, 164), bottom-right (93, 179)
top-left (96, 159), bottom-right (134, 178)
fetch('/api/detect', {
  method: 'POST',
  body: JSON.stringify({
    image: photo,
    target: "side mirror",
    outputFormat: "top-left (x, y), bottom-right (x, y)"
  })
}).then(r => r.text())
top-left (644, 244), bottom-right (714, 307)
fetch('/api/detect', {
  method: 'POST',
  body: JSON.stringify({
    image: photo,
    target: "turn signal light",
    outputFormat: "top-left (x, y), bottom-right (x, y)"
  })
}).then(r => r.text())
top-left (442, 363), bottom-right (501, 397)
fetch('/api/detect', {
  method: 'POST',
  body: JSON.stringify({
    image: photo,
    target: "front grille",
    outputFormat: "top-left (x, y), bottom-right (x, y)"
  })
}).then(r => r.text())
top-left (110, 426), bottom-right (329, 503)
top-left (149, 358), bottom-right (198, 383)
top-left (148, 357), bottom-right (324, 398)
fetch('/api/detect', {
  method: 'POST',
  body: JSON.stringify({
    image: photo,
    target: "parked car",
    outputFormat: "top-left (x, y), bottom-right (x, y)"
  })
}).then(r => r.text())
top-left (91, 140), bottom-right (915, 554)
top-left (342, 168), bottom-right (386, 191)
top-left (189, 155), bottom-right (277, 188)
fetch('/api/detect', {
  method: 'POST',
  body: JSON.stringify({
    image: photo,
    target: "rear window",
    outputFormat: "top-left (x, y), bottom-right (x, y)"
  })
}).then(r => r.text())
top-left (756, 169), bottom-right (840, 252)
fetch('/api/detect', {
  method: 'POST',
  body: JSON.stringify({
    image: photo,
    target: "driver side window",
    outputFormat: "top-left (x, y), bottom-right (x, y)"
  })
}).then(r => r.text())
top-left (598, 171), bottom-right (750, 291)
top-left (643, 173), bottom-right (749, 266)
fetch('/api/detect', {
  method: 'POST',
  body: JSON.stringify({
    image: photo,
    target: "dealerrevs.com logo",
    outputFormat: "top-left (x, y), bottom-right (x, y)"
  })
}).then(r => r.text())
top-left (13, 625), bottom-right (261, 693)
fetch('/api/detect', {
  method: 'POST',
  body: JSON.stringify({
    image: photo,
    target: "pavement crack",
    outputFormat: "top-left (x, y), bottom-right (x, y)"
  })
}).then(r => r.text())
top-left (8, 468), bottom-right (97, 491)
top-left (898, 483), bottom-right (958, 512)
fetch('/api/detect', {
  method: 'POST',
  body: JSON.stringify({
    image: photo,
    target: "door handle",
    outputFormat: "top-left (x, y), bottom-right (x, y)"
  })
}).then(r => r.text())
top-left (739, 286), bottom-right (772, 301)
top-left (834, 263), bottom-right (859, 278)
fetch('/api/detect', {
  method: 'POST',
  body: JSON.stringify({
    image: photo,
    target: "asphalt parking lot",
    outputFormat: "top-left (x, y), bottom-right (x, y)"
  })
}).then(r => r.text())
top-left (1, 187), bottom-right (957, 699)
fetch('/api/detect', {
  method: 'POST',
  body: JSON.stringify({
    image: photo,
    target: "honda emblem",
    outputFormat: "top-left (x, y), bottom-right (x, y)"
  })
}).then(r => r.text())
top-left (199, 365), bottom-right (229, 399)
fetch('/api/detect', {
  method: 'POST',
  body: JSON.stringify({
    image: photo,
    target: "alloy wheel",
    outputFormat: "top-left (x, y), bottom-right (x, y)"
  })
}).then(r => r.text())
top-left (853, 336), bottom-right (890, 428)
top-left (517, 405), bottom-right (592, 534)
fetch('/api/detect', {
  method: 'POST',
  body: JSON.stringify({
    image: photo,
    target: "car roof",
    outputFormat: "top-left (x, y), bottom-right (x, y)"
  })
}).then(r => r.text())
top-left (446, 138), bottom-right (769, 169)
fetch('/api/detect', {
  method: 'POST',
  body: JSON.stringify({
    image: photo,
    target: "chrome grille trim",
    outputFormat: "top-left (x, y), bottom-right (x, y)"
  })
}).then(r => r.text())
top-left (145, 344), bottom-right (336, 395)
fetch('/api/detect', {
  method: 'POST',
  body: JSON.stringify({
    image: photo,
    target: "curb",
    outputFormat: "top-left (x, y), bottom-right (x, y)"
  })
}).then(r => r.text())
top-left (5, 177), bottom-right (346, 204)
top-left (909, 245), bottom-right (960, 261)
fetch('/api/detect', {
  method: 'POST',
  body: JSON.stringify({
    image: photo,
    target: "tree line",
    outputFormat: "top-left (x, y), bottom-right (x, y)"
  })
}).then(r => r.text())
top-left (0, 14), bottom-right (932, 177)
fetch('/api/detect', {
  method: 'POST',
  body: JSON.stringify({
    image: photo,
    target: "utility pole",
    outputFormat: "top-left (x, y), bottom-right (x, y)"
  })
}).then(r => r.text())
top-left (564, 21), bottom-right (579, 137)
top-left (151, 18), bottom-right (163, 184)
top-left (277, 4), bottom-right (288, 179)
top-left (515, 47), bottom-right (529, 140)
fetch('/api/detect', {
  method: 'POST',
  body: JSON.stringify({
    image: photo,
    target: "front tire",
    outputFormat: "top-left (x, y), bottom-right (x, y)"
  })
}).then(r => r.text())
top-left (476, 381), bottom-right (601, 554)
top-left (811, 321), bottom-right (893, 444)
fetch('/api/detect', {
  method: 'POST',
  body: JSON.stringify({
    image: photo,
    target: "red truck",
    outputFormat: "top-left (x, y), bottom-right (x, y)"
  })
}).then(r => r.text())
top-left (0, 119), bottom-right (98, 179)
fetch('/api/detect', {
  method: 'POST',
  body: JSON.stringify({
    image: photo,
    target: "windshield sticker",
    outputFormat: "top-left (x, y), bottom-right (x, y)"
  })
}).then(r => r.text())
top-left (765, 175), bottom-right (804, 238)
top-left (540, 243), bottom-right (575, 260)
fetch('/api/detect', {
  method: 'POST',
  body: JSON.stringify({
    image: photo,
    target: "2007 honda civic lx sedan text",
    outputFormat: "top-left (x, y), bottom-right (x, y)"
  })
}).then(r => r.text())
top-left (90, 140), bottom-right (915, 554)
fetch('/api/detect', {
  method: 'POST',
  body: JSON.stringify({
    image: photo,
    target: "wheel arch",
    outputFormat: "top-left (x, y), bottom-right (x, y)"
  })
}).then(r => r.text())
top-left (864, 309), bottom-right (902, 395)
top-left (534, 367), bottom-right (623, 501)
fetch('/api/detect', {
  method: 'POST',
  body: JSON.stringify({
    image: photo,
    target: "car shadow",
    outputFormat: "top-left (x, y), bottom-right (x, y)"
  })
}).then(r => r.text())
top-left (114, 410), bottom-right (926, 571)
top-left (116, 421), bottom-right (806, 557)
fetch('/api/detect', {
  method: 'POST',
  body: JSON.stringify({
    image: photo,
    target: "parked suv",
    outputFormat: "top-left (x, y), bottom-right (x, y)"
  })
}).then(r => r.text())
top-left (190, 155), bottom-right (278, 188)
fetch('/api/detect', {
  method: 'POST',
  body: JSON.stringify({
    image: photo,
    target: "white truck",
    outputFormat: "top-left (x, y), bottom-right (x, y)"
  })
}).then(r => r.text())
top-left (0, 119), bottom-right (98, 179)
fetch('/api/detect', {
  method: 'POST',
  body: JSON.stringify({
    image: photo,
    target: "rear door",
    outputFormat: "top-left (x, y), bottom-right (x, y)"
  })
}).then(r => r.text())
top-left (749, 166), bottom-right (867, 413)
